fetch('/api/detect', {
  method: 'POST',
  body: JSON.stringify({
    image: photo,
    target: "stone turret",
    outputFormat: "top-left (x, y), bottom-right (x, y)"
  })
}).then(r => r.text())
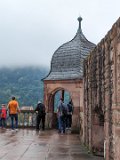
top-left (44, 17), bottom-right (96, 80)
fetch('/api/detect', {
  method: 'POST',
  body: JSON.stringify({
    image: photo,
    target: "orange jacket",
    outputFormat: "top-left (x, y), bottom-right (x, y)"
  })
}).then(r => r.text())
top-left (8, 100), bottom-right (19, 114)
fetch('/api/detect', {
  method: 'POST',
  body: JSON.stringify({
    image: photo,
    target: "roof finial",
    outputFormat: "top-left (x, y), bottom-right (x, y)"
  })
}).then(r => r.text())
top-left (77, 16), bottom-right (82, 31)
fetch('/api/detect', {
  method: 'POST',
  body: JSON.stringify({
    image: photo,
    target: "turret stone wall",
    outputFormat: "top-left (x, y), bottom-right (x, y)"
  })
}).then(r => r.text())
top-left (44, 79), bottom-right (83, 133)
top-left (84, 17), bottom-right (120, 159)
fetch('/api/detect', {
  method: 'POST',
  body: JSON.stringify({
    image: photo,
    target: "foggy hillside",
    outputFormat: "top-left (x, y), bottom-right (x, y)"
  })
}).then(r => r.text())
top-left (0, 66), bottom-right (49, 108)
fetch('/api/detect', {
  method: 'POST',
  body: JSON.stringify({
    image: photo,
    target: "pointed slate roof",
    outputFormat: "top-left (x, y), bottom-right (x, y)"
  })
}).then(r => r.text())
top-left (44, 17), bottom-right (96, 80)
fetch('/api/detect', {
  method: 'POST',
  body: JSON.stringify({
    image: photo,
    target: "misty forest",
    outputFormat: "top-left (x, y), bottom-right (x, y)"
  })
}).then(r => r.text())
top-left (0, 67), bottom-right (48, 108)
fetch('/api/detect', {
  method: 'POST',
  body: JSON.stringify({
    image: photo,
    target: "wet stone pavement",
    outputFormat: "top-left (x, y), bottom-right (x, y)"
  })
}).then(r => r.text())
top-left (0, 129), bottom-right (104, 160)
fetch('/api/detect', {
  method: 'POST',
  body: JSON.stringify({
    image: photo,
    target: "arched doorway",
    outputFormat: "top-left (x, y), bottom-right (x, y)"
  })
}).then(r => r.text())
top-left (43, 79), bottom-right (83, 135)
top-left (47, 88), bottom-right (72, 129)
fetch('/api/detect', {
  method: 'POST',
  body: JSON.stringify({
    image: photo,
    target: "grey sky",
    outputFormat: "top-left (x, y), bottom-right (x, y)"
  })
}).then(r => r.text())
top-left (0, 0), bottom-right (119, 68)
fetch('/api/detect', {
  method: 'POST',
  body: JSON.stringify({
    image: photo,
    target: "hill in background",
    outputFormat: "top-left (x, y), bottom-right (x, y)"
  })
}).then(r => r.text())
top-left (0, 66), bottom-right (49, 108)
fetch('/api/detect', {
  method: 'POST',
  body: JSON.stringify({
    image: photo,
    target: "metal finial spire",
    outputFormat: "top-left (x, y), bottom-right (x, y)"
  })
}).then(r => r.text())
top-left (77, 16), bottom-right (82, 31)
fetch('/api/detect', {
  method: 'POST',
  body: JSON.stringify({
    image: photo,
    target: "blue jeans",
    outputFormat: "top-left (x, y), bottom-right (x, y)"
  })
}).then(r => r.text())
top-left (58, 115), bottom-right (66, 133)
top-left (1, 118), bottom-right (6, 128)
top-left (10, 114), bottom-right (18, 130)
top-left (58, 116), bottom-right (62, 132)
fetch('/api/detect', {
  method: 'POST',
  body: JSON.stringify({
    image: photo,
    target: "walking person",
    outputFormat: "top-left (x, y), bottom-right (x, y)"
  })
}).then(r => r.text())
top-left (7, 96), bottom-right (20, 131)
top-left (57, 98), bottom-right (67, 134)
top-left (66, 100), bottom-right (73, 130)
top-left (1, 104), bottom-right (7, 129)
top-left (35, 101), bottom-right (46, 131)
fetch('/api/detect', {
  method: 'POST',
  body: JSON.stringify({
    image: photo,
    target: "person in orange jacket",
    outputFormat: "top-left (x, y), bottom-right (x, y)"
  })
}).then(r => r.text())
top-left (7, 96), bottom-right (20, 131)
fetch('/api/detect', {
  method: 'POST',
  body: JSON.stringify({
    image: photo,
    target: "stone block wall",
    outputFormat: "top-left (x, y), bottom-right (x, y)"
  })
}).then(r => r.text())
top-left (83, 17), bottom-right (120, 159)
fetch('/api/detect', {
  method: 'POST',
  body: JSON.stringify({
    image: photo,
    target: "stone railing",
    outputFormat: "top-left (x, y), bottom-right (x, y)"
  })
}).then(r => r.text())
top-left (6, 110), bottom-right (36, 128)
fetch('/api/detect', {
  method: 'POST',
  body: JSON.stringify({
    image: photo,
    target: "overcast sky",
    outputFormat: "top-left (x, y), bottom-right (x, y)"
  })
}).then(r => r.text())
top-left (0, 0), bottom-right (119, 68)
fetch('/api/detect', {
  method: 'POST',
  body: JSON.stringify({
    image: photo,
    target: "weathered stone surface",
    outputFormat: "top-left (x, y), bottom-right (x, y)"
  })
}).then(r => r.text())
top-left (84, 17), bottom-right (120, 160)
top-left (44, 79), bottom-right (83, 133)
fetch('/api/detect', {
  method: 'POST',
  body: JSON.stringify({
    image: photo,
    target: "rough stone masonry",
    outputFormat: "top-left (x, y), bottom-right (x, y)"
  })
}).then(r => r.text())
top-left (83, 17), bottom-right (120, 160)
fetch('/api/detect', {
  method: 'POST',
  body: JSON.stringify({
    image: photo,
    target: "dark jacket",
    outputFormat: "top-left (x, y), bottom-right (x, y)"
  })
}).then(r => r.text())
top-left (35, 103), bottom-right (46, 116)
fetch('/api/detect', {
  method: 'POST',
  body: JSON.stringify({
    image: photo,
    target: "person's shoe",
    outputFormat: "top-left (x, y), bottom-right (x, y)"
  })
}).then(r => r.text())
top-left (58, 130), bottom-right (61, 134)
top-left (11, 129), bottom-right (15, 133)
top-left (60, 130), bottom-right (65, 134)
top-left (15, 129), bottom-right (18, 132)
top-left (36, 129), bottom-right (39, 132)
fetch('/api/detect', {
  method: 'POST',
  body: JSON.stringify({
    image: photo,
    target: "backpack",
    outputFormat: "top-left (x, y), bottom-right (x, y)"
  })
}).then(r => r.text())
top-left (67, 104), bottom-right (73, 113)
top-left (37, 103), bottom-right (45, 116)
top-left (61, 103), bottom-right (67, 117)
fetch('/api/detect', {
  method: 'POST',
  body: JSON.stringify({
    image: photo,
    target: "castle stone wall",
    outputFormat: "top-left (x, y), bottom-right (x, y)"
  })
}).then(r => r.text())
top-left (84, 17), bottom-right (120, 159)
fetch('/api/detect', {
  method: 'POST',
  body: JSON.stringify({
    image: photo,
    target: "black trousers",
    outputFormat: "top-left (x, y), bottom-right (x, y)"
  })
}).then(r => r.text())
top-left (66, 114), bottom-right (72, 128)
top-left (36, 114), bottom-right (45, 130)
